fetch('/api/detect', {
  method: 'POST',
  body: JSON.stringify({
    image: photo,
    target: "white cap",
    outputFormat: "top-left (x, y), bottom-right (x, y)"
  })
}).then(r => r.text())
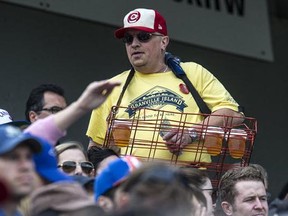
top-left (0, 109), bottom-right (13, 125)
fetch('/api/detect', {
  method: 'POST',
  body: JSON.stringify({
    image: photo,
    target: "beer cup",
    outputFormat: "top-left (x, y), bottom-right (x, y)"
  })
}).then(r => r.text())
top-left (112, 120), bottom-right (131, 147)
top-left (203, 127), bottom-right (224, 156)
top-left (227, 129), bottom-right (246, 159)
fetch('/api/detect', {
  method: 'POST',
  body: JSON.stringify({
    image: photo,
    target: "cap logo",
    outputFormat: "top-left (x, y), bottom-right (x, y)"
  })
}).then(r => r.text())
top-left (158, 24), bottom-right (163, 30)
top-left (127, 11), bottom-right (141, 24)
top-left (0, 110), bottom-right (12, 120)
top-left (6, 126), bottom-right (20, 137)
top-left (48, 148), bottom-right (55, 157)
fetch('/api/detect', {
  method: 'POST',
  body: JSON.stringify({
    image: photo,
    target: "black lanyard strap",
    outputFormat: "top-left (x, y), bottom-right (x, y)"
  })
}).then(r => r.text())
top-left (115, 67), bottom-right (135, 110)
top-left (165, 52), bottom-right (211, 114)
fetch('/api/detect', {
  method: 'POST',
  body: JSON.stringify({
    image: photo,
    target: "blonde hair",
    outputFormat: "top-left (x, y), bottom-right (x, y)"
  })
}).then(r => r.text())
top-left (55, 141), bottom-right (85, 160)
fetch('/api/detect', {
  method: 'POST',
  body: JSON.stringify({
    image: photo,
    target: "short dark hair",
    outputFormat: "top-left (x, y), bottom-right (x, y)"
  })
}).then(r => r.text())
top-left (180, 167), bottom-right (209, 188)
top-left (218, 165), bottom-right (266, 204)
top-left (25, 84), bottom-right (65, 121)
top-left (119, 163), bottom-right (207, 215)
top-left (87, 146), bottom-right (119, 170)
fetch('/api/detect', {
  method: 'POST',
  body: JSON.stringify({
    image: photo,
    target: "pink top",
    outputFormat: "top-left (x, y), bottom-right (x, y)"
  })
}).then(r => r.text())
top-left (24, 115), bottom-right (66, 146)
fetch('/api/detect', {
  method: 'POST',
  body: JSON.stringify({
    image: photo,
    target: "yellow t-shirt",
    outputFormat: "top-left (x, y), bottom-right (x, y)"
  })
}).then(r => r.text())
top-left (87, 62), bottom-right (239, 163)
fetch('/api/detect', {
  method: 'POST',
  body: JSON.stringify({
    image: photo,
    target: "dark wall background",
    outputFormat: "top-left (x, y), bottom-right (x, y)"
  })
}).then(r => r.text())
top-left (1, 2), bottom-right (287, 198)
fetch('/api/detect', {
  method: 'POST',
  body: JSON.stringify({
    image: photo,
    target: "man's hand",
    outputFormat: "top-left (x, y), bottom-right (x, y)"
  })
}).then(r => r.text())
top-left (53, 80), bottom-right (121, 132)
top-left (162, 128), bottom-right (194, 154)
top-left (76, 80), bottom-right (121, 112)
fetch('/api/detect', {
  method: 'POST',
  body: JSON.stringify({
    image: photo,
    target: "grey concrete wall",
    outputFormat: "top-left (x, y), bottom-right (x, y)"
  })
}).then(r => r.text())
top-left (1, 2), bottom-right (287, 198)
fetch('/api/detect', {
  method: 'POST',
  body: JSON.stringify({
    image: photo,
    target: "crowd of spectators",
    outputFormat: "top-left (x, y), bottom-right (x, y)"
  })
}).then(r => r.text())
top-left (1, 7), bottom-right (285, 216)
top-left (1, 79), bottom-right (284, 216)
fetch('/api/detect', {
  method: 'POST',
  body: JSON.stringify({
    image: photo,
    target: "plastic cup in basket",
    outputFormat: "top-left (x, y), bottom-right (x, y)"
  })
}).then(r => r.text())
top-left (112, 120), bottom-right (132, 147)
top-left (227, 128), bottom-right (247, 159)
top-left (202, 126), bottom-right (224, 156)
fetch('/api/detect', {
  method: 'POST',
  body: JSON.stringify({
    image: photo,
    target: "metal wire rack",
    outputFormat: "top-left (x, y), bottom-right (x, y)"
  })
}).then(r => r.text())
top-left (103, 106), bottom-right (257, 188)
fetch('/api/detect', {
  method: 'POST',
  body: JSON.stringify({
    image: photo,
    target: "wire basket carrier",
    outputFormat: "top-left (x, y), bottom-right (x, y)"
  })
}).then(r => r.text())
top-left (103, 106), bottom-right (257, 188)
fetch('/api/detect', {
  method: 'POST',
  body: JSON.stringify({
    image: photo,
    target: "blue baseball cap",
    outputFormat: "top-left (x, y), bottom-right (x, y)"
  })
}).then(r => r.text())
top-left (94, 156), bottom-right (141, 201)
top-left (33, 138), bottom-right (73, 183)
top-left (0, 125), bottom-right (41, 155)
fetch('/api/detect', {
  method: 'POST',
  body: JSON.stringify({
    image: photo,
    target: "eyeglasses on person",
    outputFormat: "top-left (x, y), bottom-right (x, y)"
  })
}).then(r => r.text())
top-left (122, 32), bottom-right (163, 44)
top-left (39, 106), bottom-right (64, 114)
top-left (57, 161), bottom-right (94, 175)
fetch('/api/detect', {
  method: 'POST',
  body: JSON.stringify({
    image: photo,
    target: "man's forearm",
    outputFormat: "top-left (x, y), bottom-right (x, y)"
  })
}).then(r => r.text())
top-left (202, 108), bottom-right (244, 127)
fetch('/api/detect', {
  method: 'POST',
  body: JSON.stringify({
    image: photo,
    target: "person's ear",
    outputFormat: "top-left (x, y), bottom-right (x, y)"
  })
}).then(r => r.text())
top-left (97, 196), bottom-right (114, 212)
top-left (89, 168), bottom-right (96, 177)
top-left (161, 36), bottom-right (169, 51)
top-left (28, 111), bottom-right (38, 123)
top-left (115, 191), bottom-right (130, 210)
top-left (221, 201), bottom-right (233, 215)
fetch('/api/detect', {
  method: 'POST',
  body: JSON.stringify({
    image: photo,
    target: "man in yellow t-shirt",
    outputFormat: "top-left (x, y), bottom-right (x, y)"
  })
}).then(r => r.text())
top-left (86, 8), bottom-right (243, 163)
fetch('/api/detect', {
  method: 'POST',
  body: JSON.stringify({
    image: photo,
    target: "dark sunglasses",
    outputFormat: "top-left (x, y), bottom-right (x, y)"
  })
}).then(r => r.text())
top-left (39, 106), bottom-right (64, 114)
top-left (122, 32), bottom-right (163, 44)
top-left (58, 161), bottom-right (94, 174)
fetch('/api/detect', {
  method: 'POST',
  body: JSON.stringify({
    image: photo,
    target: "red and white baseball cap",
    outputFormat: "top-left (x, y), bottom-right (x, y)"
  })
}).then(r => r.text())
top-left (94, 156), bottom-right (142, 200)
top-left (115, 8), bottom-right (168, 39)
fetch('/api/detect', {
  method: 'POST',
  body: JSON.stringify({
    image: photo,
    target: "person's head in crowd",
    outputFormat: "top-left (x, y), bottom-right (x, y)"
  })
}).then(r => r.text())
top-left (16, 128), bottom-right (71, 216)
top-left (29, 181), bottom-right (104, 216)
top-left (114, 8), bottom-right (169, 73)
top-left (0, 108), bottom-right (30, 130)
top-left (0, 125), bottom-right (42, 215)
top-left (180, 167), bottom-right (215, 216)
top-left (25, 83), bottom-right (67, 123)
top-left (115, 162), bottom-right (207, 216)
top-left (94, 156), bottom-right (141, 213)
top-left (33, 139), bottom-right (73, 186)
top-left (26, 139), bottom-right (93, 216)
top-left (87, 145), bottom-right (119, 176)
top-left (218, 165), bottom-right (268, 216)
top-left (55, 141), bottom-right (95, 177)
